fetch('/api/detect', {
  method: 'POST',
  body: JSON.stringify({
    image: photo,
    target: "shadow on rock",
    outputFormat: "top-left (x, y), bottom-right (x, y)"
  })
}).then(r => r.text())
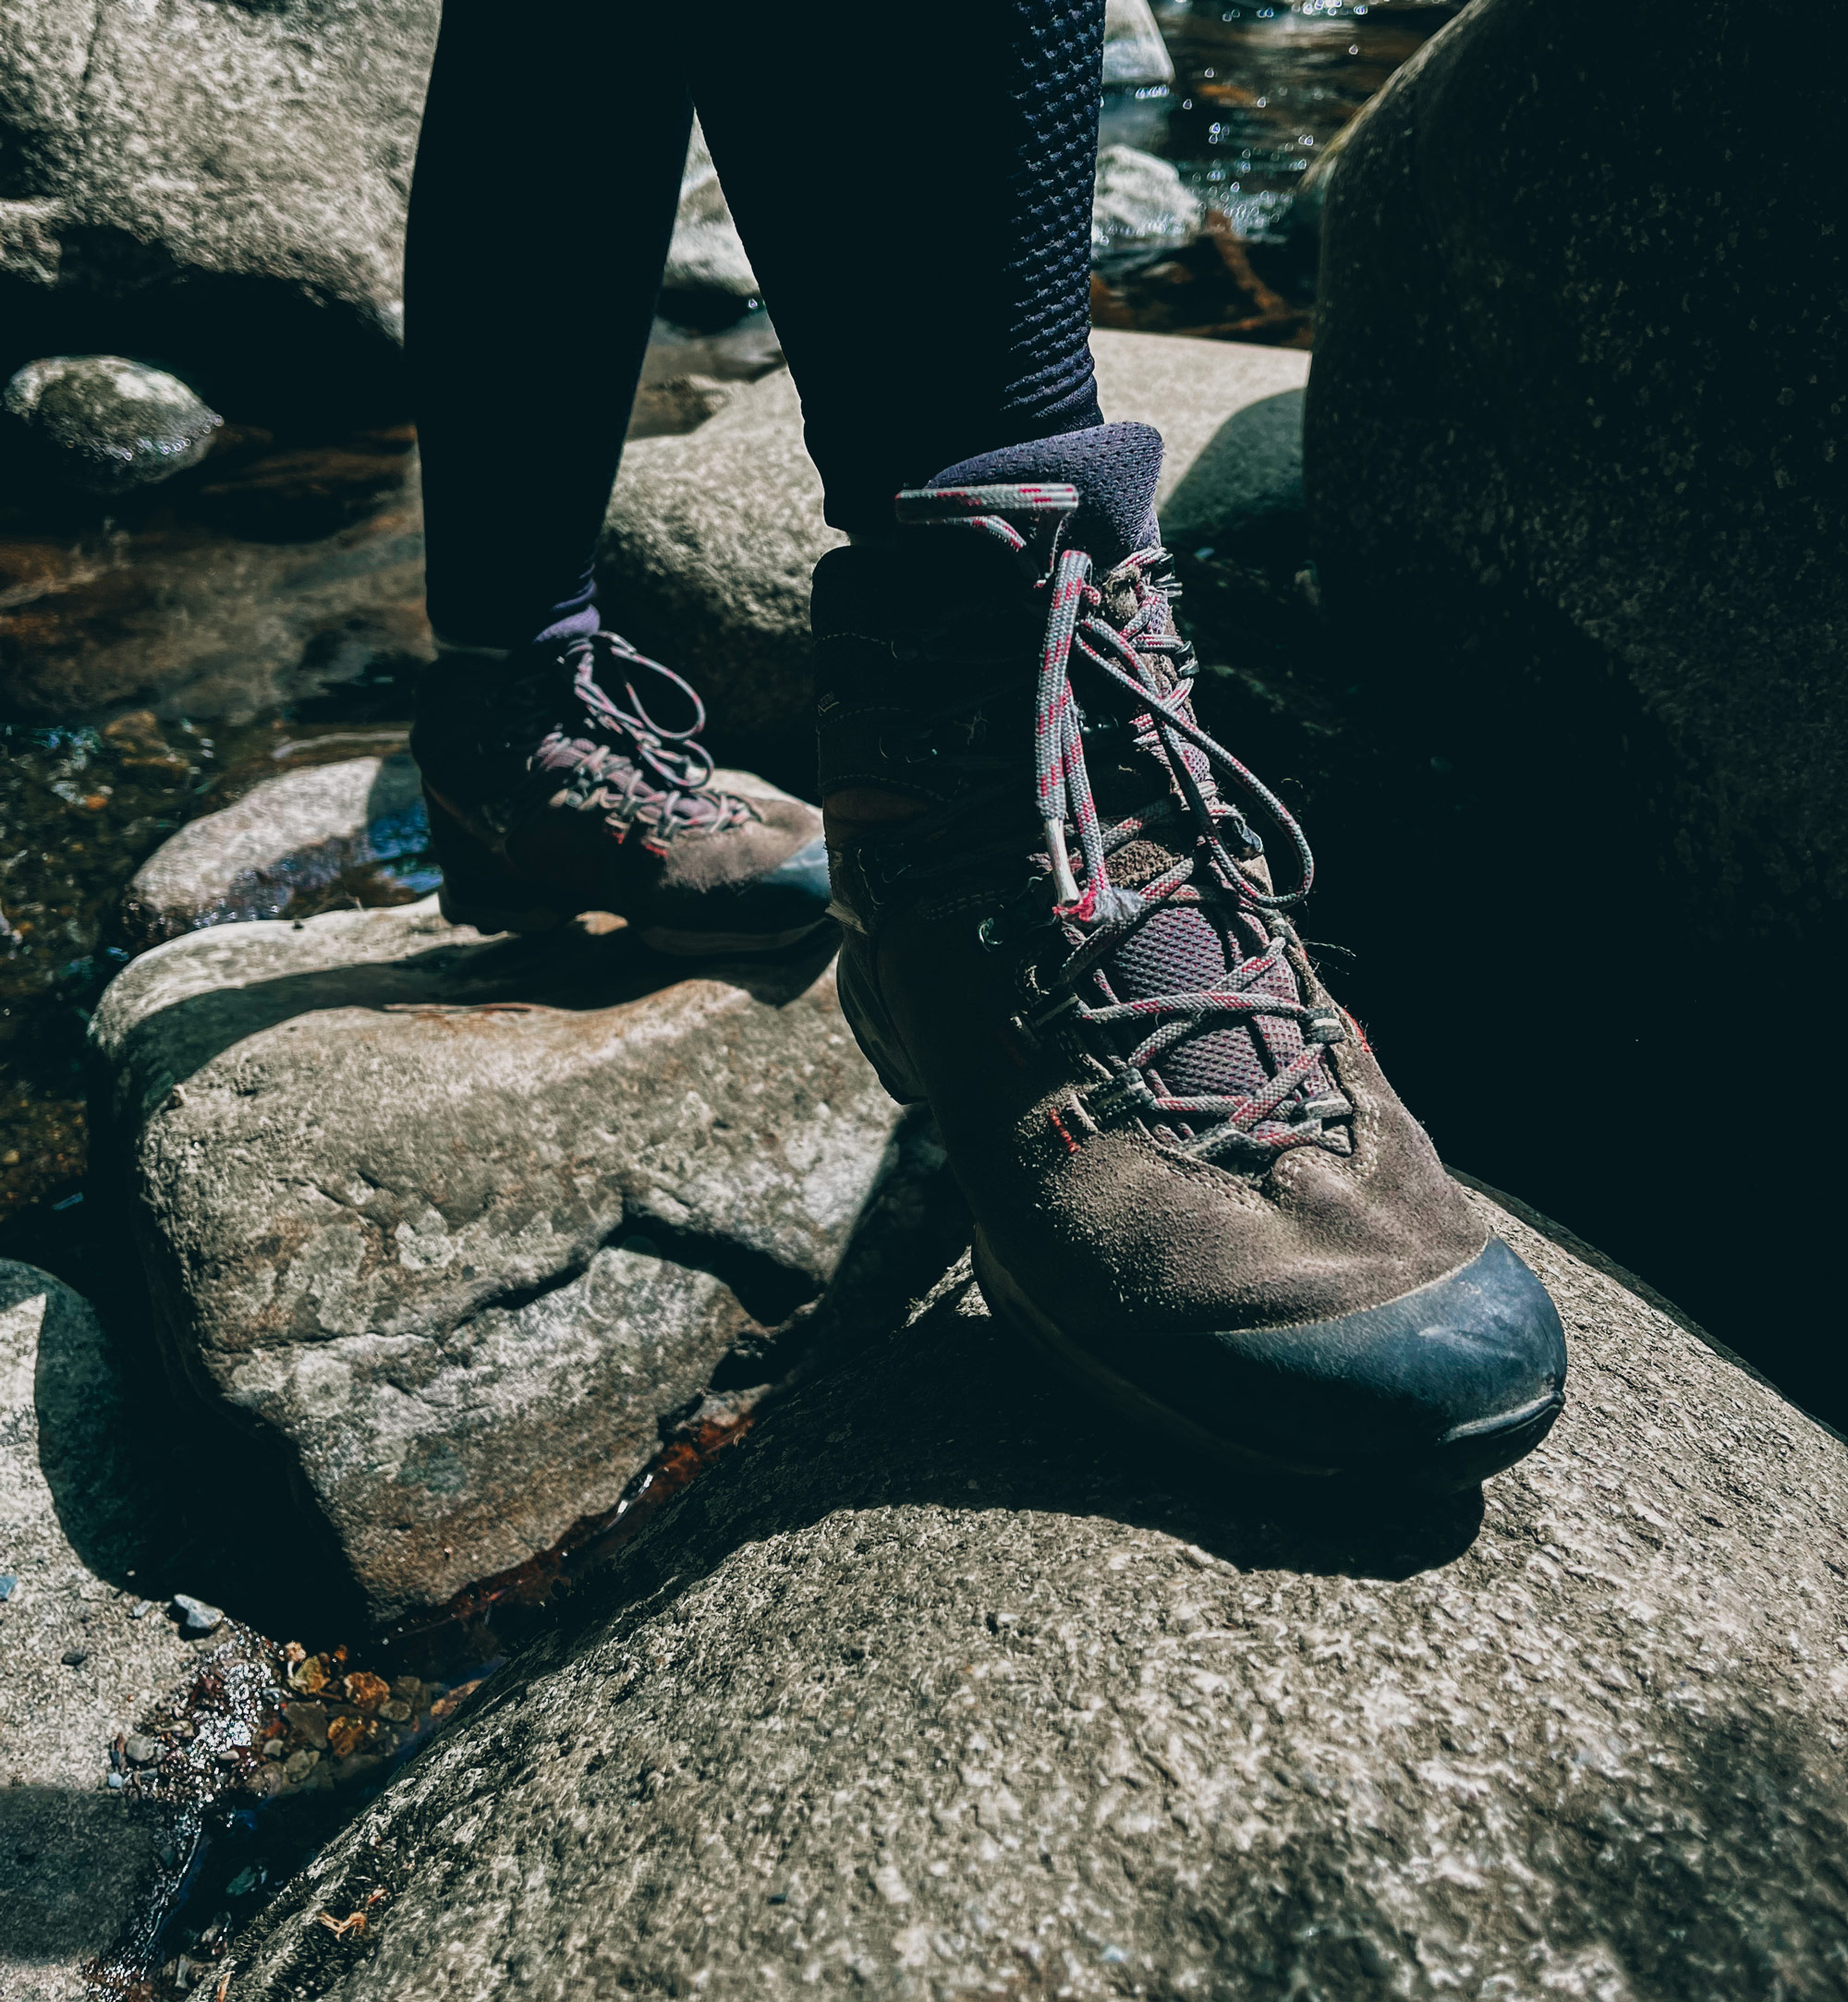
top-left (222, 1195), bottom-right (1848, 2000)
top-left (99, 915), bottom-right (843, 1115)
top-left (0, 1784), bottom-right (171, 1970)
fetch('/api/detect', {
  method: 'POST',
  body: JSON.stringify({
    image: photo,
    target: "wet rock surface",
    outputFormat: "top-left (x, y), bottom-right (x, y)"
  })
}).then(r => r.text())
top-left (599, 330), bottom-right (1307, 784)
top-left (1091, 145), bottom-right (1202, 255)
top-left (223, 1190), bottom-right (1848, 1999)
top-left (88, 899), bottom-right (904, 1625)
top-left (0, 425), bottom-right (431, 722)
top-left (1102, 0), bottom-right (1175, 87)
top-left (2, 356), bottom-right (224, 495)
top-left (0, 1262), bottom-right (192, 1996)
top-left (123, 752), bottom-right (432, 945)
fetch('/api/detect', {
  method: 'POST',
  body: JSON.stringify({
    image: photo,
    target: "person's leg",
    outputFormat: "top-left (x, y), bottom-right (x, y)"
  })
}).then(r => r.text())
top-left (721, 5), bottom-right (1568, 1484)
top-left (694, 3), bottom-right (1107, 534)
top-left (406, 0), bottom-right (689, 650)
top-left (404, 0), bottom-right (832, 952)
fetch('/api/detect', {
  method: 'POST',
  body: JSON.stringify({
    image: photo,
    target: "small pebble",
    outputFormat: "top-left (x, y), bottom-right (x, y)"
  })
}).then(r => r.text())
top-left (171, 1593), bottom-right (225, 1636)
top-left (0, 1575), bottom-right (17, 1600)
top-left (61, 1647), bottom-right (90, 1667)
top-left (105, 1771), bottom-right (126, 1790)
top-left (124, 1734), bottom-right (159, 1765)
top-left (128, 1600), bottom-right (152, 1620)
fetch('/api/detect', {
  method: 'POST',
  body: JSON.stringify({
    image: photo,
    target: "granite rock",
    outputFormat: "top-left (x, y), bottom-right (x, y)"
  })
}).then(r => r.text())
top-left (1102, 0), bottom-right (1175, 87)
top-left (224, 1190), bottom-right (1848, 1999)
top-left (2, 355), bottom-right (223, 494)
top-left (0, 1265), bottom-right (195, 2000)
top-left (0, 0), bottom-right (439, 421)
top-left (1300, 0), bottom-right (1844, 1389)
top-left (666, 117), bottom-right (758, 301)
top-left (1091, 145), bottom-right (1202, 255)
top-left (89, 899), bottom-right (902, 1624)
top-left (1307, 0), bottom-right (1844, 939)
top-left (123, 752), bottom-right (430, 945)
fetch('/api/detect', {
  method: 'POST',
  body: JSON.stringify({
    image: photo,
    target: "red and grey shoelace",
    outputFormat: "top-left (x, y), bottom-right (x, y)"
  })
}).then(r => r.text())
top-left (522, 633), bottom-right (755, 848)
top-left (898, 481), bottom-right (1351, 1161)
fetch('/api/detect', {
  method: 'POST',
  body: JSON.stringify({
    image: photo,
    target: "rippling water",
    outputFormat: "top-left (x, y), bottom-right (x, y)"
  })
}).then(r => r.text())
top-left (1120, 0), bottom-right (1456, 253)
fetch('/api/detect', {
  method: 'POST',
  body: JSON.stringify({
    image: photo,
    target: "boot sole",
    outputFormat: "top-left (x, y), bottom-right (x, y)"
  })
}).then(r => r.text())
top-left (973, 1227), bottom-right (1564, 1496)
top-left (438, 880), bottom-right (832, 955)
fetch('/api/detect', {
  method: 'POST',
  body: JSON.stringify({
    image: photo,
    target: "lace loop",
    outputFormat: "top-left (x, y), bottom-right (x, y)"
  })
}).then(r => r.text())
top-left (523, 633), bottom-right (754, 843)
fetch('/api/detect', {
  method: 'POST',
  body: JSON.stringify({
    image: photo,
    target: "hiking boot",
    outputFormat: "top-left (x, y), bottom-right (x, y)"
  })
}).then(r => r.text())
top-left (814, 423), bottom-right (1565, 1490)
top-left (411, 630), bottom-right (831, 953)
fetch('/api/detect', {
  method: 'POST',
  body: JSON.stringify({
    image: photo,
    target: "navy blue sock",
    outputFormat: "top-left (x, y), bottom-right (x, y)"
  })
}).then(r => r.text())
top-left (928, 421), bottom-right (1164, 567)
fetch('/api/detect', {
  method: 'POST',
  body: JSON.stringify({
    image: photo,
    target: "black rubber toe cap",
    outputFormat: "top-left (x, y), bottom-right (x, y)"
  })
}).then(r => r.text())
top-left (1185, 1236), bottom-right (1568, 1487)
top-left (991, 1234), bottom-right (1567, 1492)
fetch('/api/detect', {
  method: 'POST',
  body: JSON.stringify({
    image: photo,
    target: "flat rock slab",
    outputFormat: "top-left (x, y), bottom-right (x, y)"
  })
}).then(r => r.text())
top-left (122, 752), bottom-right (428, 944)
top-left (0, 1264), bottom-right (195, 1999)
top-left (90, 901), bottom-right (901, 1625)
top-left (599, 330), bottom-right (1307, 781)
top-left (225, 1193), bottom-right (1848, 2000)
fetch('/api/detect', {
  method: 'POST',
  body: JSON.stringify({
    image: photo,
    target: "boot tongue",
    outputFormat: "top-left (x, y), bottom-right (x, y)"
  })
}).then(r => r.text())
top-left (927, 421), bottom-right (1164, 568)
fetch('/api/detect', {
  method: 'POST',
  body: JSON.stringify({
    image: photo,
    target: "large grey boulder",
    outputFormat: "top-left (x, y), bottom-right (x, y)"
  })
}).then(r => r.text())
top-left (1307, 0), bottom-right (1843, 937)
top-left (0, 4), bottom-right (784, 419)
top-left (0, 1265), bottom-right (195, 2000)
top-left (598, 330), bottom-right (1307, 780)
top-left (0, 0), bottom-right (438, 419)
top-left (122, 751), bottom-right (430, 945)
top-left (1300, 0), bottom-right (1843, 1395)
top-left (89, 899), bottom-right (903, 1625)
top-left (223, 1189), bottom-right (1848, 1998)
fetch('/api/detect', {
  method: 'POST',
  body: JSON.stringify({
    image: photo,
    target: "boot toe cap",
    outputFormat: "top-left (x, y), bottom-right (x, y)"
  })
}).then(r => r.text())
top-left (987, 1233), bottom-right (1566, 1491)
top-left (1211, 1236), bottom-right (1568, 1487)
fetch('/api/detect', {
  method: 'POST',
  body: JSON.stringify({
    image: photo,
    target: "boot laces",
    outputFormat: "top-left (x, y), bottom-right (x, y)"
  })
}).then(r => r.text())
top-left (899, 482), bottom-right (1352, 1163)
top-left (523, 632), bottom-right (755, 846)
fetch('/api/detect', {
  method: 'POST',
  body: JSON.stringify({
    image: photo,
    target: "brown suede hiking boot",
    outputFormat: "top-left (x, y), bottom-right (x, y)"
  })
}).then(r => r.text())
top-left (411, 631), bottom-right (831, 953)
top-left (814, 446), bottom-right (1565, 1491)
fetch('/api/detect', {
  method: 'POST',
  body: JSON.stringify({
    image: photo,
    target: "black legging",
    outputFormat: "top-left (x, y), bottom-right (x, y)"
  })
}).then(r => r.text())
top-left (407, 2), bottom-right (1107, 650)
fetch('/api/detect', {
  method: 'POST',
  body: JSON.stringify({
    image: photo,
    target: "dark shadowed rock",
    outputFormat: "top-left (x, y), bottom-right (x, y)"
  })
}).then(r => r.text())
top-left (123, 752), bottom-right (430, 945)
top-left (223, 1190), bottom-right (1848, 1998)
top-left (89, 901), bottom-right (901, 1623)
top-left (1295, 0), bottom-right (1845, 1403)
top-left (0, 1264), bottom-right (195, 1999)
top-left (1307, 0), bottom-right (1843, 939)
top-left (2, 355), bottom-right (222, 493)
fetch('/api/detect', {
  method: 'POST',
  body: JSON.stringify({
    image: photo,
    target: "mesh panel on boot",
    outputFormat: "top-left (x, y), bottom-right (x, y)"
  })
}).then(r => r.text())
top-left (1098, 904), bottom-right (1327, 1136)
